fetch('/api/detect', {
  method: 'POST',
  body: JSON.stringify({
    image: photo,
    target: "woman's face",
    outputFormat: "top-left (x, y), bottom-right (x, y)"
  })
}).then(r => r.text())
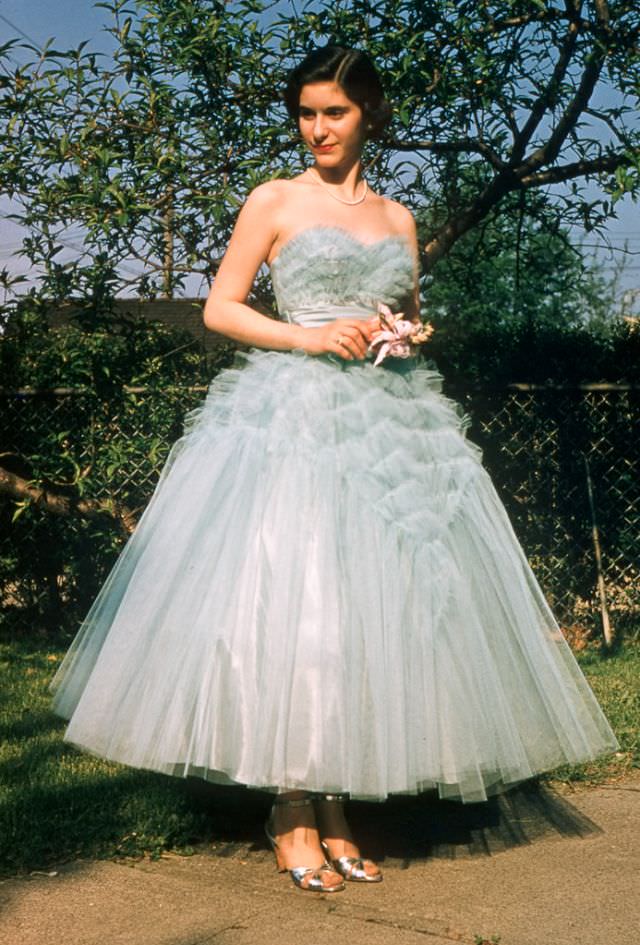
top-left (297, 81), bottom-right (366, 169)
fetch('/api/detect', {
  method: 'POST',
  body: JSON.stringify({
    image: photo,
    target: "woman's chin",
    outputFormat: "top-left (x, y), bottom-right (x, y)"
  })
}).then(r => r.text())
top-left (312, 149), bottom-right (339, 162)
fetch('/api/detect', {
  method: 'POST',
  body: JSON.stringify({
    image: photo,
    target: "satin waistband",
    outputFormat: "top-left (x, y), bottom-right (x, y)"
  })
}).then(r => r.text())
top-left (283, 303), bottom-right (374, 329)
top-left (280, 303), bottom-right (418, 373)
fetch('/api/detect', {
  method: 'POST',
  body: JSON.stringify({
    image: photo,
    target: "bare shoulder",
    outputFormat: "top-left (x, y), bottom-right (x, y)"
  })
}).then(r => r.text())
top-left (245, 177), bottom-right (307, 207)
top-left (379, 196), bottom-right (417, 238)
top-left (242, 179), bottom-right (288, 212)
top-left (216, 177), bottom-right (310, 282)
top-left (241, 178), bottom-right (310, 234)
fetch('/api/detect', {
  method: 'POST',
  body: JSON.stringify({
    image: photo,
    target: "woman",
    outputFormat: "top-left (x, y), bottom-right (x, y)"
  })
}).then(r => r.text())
top-left (51, 46), bottom-right (619, 894)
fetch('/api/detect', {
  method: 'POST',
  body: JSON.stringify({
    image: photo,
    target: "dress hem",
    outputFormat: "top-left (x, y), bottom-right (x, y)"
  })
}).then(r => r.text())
top-left (56, 726), bottom-right (619, 805)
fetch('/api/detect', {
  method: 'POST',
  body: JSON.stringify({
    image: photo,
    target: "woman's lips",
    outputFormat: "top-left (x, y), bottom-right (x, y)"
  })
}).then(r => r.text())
top-left (314, 144), bottom-right (335, 152)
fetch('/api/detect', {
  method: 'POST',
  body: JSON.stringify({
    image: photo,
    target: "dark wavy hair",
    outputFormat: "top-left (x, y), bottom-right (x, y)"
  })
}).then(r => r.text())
top-left (283, 46), bottom-right (392, 140)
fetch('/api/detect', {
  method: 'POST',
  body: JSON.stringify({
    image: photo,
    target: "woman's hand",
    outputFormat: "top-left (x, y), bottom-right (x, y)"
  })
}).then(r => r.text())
top-left (299, 317), bottom-right (380, 360)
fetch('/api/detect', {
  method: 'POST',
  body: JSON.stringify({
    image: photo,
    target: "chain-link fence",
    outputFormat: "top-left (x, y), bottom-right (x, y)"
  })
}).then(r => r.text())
top-left (1, 381), bottom-right (638, 640)
top-left (452, 382), bottom-right (639, 641)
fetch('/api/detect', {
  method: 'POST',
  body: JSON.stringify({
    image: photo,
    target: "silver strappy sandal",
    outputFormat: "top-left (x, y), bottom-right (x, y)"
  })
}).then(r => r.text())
top-left (314, 793), bottom-right (383, 883)
top-left (264, 796), bottom-right (345, 893)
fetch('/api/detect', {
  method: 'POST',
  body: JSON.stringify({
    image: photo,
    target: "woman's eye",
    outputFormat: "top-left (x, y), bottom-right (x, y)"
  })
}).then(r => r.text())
top-left (299, 109), bottom-right (346, 119)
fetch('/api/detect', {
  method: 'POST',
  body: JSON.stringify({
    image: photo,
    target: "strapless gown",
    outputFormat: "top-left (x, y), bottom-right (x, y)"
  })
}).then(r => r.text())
top-left (50, 225), bottom-right (619, 803)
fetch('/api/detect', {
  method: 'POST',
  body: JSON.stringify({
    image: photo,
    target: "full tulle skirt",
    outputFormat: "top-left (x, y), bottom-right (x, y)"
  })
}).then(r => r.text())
top-left (50, 349), bottom-right (619, 802)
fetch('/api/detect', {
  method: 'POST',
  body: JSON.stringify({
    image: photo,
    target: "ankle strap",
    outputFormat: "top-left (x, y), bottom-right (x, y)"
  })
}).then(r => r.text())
top-left (312, 792), bottom-right (348, 803)
top-left (272, 796), bottom-right (314, 808)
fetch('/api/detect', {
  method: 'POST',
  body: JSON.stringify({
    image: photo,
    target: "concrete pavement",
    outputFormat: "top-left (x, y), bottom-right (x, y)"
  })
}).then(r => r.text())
top-left (1, 771), bottom-right (639, 945)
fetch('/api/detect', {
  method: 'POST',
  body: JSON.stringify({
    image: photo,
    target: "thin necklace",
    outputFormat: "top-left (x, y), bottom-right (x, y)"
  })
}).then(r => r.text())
top-left (308, 167), bottom-right (368, 206)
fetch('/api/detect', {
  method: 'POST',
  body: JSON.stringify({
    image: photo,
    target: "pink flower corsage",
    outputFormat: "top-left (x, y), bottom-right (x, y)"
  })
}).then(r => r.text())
top-left (368, 303), bottom-right (435, 366)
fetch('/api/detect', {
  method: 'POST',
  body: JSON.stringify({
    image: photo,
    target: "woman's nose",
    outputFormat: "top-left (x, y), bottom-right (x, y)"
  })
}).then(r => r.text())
top-left (312, 114), bottom-right (327, 140)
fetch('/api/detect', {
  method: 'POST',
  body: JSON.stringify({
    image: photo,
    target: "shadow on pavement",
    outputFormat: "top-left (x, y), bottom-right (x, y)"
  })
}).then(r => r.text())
top-left (361, 780), bottom-right (601, 864)
top-left (183, 777), bottom-right (600, 865)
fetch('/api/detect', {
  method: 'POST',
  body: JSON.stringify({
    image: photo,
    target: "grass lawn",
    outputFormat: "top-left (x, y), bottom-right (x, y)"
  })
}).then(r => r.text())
top-left (1, 633), bottom-right (638, 877)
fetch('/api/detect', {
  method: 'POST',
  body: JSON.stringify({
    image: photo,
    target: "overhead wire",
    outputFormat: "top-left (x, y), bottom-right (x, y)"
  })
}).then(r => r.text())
top-left (0, 11), bottom-right (42, 47)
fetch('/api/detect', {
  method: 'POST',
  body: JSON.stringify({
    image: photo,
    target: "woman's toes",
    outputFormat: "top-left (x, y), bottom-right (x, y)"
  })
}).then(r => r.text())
top-left (324, 870), bottom-right (344, 889)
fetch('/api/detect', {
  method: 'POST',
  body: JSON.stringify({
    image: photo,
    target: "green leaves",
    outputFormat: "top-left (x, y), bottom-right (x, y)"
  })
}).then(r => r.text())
top-left (0, 0), bottom-right (638, 309)
top-left (610, 151), bottom-right (640, 204)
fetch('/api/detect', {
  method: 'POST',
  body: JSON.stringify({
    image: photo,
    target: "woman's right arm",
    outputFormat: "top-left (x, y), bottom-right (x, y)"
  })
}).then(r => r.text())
top-left (203, 184), bottom-right (307, 350)
top-left (202, 183), bottom-right (372, 359)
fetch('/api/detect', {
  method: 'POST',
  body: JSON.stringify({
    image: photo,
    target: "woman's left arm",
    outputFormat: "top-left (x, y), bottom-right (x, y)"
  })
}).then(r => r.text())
top-left (392, 202), bottom-right (422, 323)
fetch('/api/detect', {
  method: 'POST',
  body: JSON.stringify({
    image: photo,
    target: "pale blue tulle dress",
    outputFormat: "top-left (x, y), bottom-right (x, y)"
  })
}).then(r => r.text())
top-left (50, 225), bottom-right (619, 803)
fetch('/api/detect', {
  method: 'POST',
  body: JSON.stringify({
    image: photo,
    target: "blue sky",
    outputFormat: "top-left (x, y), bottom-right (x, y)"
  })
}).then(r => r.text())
top-left (0, 1), bottom-right (115, 53)
top-left (1, 0), bottom-right (638, 300)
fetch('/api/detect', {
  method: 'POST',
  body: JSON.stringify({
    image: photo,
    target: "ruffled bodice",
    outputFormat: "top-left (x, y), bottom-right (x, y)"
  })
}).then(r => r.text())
top-left (270, 225), bottom-right (415, 328)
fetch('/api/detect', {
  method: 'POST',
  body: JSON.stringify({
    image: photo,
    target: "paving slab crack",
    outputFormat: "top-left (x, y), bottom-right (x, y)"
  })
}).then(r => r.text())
top-left (324, 901), bottom-right (475, 944)
top-left (176, 910), bottom-right (264, 945)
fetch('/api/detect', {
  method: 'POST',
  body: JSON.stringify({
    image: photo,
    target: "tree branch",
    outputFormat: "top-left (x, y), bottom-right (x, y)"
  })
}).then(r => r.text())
top-left (483, 7), bottom-right (591, 34)
top-left (517, 0), bottom-right (612, 174)
top-left (423, 144), bottom-right (633, 270)
top-left (389, 136), bottom-right (507, 171)
top-left (511, 0), bottom-right (583, 163)
top-left (520, 151), bottom-right (633, 187)
top-left (0, 465), bottom-right (138, 534)
top-left (584, 106), bottom-right (636, 148)
top-left (422, 172), bottom-right (518, 271)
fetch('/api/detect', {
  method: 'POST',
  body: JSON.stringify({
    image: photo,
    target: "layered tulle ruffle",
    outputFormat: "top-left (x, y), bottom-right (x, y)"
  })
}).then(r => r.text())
top-left (51, 349), bottom-right (619, 802)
